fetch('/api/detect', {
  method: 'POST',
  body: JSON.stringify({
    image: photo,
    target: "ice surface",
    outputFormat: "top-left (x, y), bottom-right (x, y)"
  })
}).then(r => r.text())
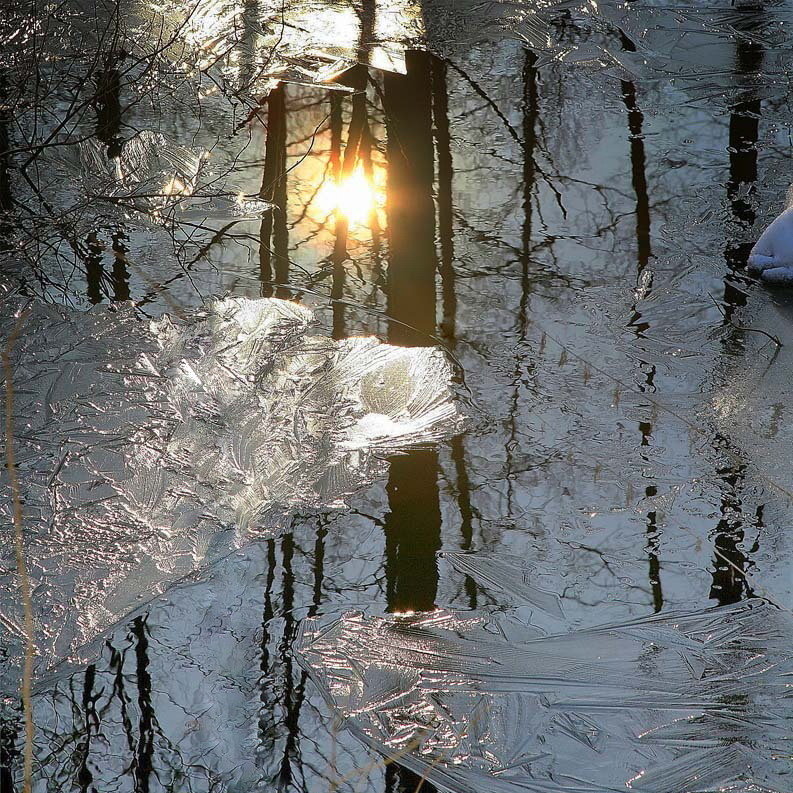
top-left (5, 0), bottom-right (793, 788)
top-left (0, 277), bottom-right (462, 692)
top-left (162, 0), bottom-right (428, 96)
top-left (299, 555), bottom-right (793, 793)
top-left (440, 551), bottom-right (565, 619)
top-left (46, 130), bottom-right (268, 226)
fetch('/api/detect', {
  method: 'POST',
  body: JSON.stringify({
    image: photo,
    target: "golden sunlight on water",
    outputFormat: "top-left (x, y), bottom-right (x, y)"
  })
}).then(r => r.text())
top-left (162, 176), bottom-right (191, 196)
top-left (316, 166), bottom-right (378, 226)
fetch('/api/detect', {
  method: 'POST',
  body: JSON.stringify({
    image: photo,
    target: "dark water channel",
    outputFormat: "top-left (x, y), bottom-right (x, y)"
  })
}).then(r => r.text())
top-left (2, 1), bottom-right (793, 791)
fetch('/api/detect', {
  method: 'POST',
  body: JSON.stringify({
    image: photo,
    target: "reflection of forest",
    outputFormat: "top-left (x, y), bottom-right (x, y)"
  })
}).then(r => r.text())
top-left (5, 1), bottom-right (793, 791)
top-left (249, 38), bottom-right (678, 634)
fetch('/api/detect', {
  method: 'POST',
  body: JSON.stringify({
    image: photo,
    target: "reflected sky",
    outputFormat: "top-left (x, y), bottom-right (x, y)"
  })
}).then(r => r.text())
top-left (176, 0), bottom-right (425, 92)
top-left (3, 0), bottom-right (793, 791)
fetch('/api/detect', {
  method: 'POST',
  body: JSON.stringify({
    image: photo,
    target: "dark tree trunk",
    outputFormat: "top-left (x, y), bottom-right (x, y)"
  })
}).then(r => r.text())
top-left (382, 51), bottom-right (442, 622)
top-left (260, 85), bottom-right (289, 297)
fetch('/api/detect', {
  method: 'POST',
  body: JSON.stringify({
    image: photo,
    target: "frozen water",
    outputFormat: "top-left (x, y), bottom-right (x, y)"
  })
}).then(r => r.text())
top-left (299, 564), bottom-right (793, 793)
top-left (0, 277), bottom-right (462, 691)
top-left (4, 0), bottom-right (793, 789)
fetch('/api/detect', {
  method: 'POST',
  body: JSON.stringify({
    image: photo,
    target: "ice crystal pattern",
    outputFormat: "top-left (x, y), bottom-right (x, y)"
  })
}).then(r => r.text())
top-left (0, 279), bottom-right (462, 689)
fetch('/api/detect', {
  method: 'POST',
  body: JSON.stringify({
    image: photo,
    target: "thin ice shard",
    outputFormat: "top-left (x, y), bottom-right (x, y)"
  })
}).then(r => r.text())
top-left (441, 551), bottom-right (565, 619)
top-left (298, 602), bottom-right (793, 793)
top-left (0, 280), bottom-right (463, 691)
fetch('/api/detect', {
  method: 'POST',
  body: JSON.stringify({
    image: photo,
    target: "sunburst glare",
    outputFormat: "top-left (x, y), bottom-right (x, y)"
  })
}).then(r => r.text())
top-left (316, 166), bottom-right (377, 226)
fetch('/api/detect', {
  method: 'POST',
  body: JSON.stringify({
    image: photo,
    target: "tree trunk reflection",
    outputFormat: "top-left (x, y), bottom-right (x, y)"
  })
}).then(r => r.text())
top-left (260, 85), bottom-right (289, 298)
top-left (382, 47), bottom-right (442, 619)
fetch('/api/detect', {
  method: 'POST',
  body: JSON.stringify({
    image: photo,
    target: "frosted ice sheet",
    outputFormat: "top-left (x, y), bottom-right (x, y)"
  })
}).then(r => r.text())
top-left (441, 551), bottom-right (565, 620)
top-left (163, 0), bottom-right (427, 96)
top-left (157, 0), bottom-right (596, 97)
top-left (0, 278), bottom-right (462, 692)
top-left (299, 594), bottom-right (793, 792)
top-left (47, 130), bottom-right (267, 225)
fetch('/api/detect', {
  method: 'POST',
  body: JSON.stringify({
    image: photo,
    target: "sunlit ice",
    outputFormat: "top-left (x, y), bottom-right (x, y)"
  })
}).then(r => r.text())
top-left (316, 166), bottom-right (377, 226)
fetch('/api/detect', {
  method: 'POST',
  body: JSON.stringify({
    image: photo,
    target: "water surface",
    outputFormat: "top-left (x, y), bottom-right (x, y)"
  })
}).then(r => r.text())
top-left (2, 1), bottom-right (793, 791)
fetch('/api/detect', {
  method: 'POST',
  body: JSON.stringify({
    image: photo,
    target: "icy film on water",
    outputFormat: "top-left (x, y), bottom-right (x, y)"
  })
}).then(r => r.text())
top-left (0, 278), bottom-right (462, 689)
top-left (299, 552), bottom-right (793, 793)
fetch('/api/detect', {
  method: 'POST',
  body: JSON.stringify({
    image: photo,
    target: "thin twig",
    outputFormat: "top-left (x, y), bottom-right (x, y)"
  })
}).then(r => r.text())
top-left (708, 292), bottom-right (783, 347)
top-left (328, 733), bottom-right (424, 793)
top-left (3, 308), bottom-right (34, 793)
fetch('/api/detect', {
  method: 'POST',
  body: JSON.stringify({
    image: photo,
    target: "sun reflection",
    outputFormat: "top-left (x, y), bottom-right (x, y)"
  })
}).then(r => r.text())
top-left (162, 176), bottom-right (191, 197)
top-left (316, 166), bottom-right (377, 226)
